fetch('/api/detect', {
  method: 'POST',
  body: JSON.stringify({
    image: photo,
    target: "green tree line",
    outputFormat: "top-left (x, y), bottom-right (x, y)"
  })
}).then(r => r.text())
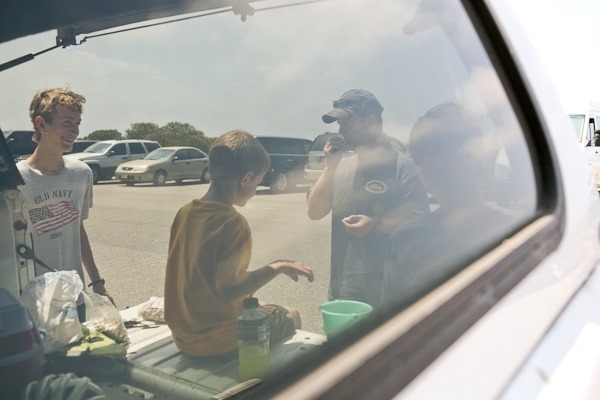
top-left (83, 122), bottom-right (215, 153)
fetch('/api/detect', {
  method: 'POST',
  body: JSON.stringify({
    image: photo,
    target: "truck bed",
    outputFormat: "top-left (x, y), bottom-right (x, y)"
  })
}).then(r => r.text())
top-left (87, 305), bottom-right (327, 399)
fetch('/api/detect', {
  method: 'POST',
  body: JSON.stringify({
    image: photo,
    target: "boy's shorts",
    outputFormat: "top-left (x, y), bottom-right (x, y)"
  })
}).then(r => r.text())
top-left (260, 304), bottom-right (296, 343)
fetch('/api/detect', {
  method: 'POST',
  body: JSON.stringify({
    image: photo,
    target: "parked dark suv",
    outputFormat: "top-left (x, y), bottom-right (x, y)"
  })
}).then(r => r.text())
top-left (255, 136), bottom-right (312, 193)
top-left (4, 130), bottom-right (36, 161)
top-left (4, 130), bottom-right (98, 161)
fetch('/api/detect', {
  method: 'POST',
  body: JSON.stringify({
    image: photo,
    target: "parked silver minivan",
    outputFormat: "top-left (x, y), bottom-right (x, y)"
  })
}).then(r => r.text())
top-left (66, 139), bottom-right (160, 183)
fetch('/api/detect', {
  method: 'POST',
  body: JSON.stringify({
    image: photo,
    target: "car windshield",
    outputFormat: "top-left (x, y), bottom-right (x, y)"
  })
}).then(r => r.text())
top-left (145, 148), bottom-right (174, 160)
top-left (1, 0), bottom-right (540, 396)
top-left (570, 114), bottom-right (585, 140)
top-left (84, 142), bottom-right (112, 154)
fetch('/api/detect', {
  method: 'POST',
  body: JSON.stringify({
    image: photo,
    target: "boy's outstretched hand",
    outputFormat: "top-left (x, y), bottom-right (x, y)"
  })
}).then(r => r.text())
top-left (270, 260), bottom-right (314, 282)
top-left (220, 259), bottom-right (314, 301)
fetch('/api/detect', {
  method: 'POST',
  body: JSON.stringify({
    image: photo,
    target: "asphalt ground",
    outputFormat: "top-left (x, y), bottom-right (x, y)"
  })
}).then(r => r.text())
top-left (86, 179), bottom-right (331, 334)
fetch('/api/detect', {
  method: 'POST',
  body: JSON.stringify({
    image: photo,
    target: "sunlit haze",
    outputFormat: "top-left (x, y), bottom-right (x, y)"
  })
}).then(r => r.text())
top-left (0, 0), bottom-right (597, 137)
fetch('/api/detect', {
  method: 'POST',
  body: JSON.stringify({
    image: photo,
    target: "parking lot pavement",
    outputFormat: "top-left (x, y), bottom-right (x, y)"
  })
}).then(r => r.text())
top-left (87, 180), bottom-right (331, 334)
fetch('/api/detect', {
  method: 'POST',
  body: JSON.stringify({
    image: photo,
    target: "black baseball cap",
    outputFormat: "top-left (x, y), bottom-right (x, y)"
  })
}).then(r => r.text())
top-left (322, 89), bottom-right (384, 124)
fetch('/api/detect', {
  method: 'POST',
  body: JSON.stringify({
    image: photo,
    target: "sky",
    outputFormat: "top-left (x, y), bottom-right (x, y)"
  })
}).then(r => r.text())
top-left (0, 0), bottom-right (599, 138)
top-left (507, 0), bottom-right (600, 113)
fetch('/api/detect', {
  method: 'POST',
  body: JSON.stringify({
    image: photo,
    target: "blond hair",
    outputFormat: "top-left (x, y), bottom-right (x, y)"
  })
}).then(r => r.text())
top-left (29, 87), bottom-right (86, 142)
top-left (208, 130), bottom-right (270, 182)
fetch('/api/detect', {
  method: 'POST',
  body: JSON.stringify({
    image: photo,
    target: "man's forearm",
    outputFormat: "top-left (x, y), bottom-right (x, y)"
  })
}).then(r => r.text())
top-left (307, 166), bottom-right (336, 220)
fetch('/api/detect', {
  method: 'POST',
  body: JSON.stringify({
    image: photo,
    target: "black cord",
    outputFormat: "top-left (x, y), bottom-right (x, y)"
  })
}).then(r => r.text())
top-left (0, 44), bottom-right (61, 72)
top-left (79, 8), bottom-right (231, 42)
top-left (78, 0), bottom-right (327, 43)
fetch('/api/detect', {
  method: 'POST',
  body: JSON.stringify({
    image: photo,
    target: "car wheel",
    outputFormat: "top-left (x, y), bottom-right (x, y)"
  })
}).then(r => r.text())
top-left (270, 172), bottom-right (289, 193)
top-left (153, 170), bottom-right (168, 186)
top-left (90, 165), bottom-right (100, 184)
top-left (200, 168), bottom-right (210, 184)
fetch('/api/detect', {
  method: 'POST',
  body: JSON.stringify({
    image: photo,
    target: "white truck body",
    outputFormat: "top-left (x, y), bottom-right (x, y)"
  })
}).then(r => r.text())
top-left (569, 101), bottom-right (600, 149)
top-left (568, 102), bottom-right (600, 187)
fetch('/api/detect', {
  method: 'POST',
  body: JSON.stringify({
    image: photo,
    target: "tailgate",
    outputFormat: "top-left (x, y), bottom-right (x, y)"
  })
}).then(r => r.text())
top-left (91, 305), bottom-right (326, 399)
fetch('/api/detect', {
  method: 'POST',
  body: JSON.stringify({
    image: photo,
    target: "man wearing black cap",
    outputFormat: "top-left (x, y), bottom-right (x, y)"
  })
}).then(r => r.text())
top-left (307, 89), bottom-right (429, 307)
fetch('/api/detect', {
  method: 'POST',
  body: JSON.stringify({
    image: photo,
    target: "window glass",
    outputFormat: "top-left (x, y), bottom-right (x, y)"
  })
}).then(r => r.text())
top-left (76, 0), bottom-right (537, 343)
top-left (85, 142), bottom-right (112, 153)
top-left (145, 142), bottom-right (160, 152)
top-left (270, 140), bottom-right (284, 154)
top-left (257, 137), bottom-right (276, 153)
top-left (6, 130), bottom-right (36, 156)
top-left (169, 0), bottom-right (536, 326)
top-left (283, 139), bottom-right (309, 155)
top-left (174, 149), bottom-right (187, 160)
top-left (2, 0), bottom-right (541, 392)
top-left (281, 140), bottom-right (295, 154)
top-left (256, 137), bottom-right (267, 151)
top-left (129, 142), bottom-right (146, 154)
top-left (232, 0), bottom-right (535, 333)
top-left (301, 140), bottom-right (311, 153)
top-left (570, 114), bottom-right (584, 141)
top-left (310, 133), bottom-right (335, 152)
top-left (11, 131), bottom-right (32, 143)
top-left (111, 143), bottom-right (126, 156)
top-left (71, 141), bottom-right (96, 153)
top-left (188, 149), bottom-right (205, 159)
top-left (145, 148), bottom-right (173, 160)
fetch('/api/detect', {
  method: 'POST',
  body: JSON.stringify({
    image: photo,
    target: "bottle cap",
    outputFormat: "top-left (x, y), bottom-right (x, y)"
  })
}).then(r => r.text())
top-left (243, 297), bottom-right (259, 308)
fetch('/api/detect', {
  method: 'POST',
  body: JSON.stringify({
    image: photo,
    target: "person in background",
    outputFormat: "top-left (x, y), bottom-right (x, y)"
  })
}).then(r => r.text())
top-left (17, 87), bottom-right (114, 321)
top-left (307, 89), bottom-right (429, 307)
top-left (383, 102), bottom-right (514, 308)
top-left (593, 130), bottom-right (600, 146)
top-left (164, 130), bottom-right (314, 357)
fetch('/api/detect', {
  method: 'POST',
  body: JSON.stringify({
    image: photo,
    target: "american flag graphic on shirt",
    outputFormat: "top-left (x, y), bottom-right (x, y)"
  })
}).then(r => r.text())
top-left (29, 200), bottom-right (79, 234)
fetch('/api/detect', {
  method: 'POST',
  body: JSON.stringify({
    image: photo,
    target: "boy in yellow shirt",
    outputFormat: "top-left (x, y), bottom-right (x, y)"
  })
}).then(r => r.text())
top-left (164, 130), bottom-right (314, 357)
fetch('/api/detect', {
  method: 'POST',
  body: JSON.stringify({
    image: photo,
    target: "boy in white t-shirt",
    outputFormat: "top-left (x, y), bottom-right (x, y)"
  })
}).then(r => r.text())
top-left (16, 87), bottom-right (114, 320)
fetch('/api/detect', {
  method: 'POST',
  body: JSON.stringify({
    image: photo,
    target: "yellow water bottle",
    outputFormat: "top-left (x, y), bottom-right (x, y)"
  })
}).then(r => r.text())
top-left (237, 297), bottom-right (270, 380)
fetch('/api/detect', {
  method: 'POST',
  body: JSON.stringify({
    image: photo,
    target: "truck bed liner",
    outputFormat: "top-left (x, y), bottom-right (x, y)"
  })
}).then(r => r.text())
top-left (91, 304), bottom-right (327, 399)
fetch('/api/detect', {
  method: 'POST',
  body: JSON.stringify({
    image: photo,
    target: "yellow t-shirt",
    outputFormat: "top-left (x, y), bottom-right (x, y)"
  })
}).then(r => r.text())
top-left (164, 200), bottom-right (251, 356)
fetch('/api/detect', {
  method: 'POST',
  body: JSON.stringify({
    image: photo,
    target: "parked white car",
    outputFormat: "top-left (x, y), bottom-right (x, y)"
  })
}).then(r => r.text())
top-left (1, 0), bottom-right (600, 399)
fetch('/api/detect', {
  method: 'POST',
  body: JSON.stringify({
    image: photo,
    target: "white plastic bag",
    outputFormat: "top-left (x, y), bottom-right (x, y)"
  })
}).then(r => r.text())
top-left (138, 296), bottom-right (165, 323)
top-left (20, 271), bottom-right (84, 353)
top-left (84, 293), bottom-right (130, 345)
